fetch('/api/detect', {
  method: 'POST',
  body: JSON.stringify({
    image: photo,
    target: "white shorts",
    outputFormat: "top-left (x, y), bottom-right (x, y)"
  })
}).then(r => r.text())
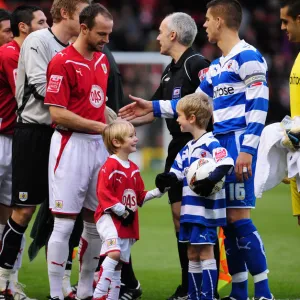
top-left (0, 135), bottom-right (12, 206)
top-left (96, 214), bottom-right (135, 263)
top-left (49, 130), bottom-right (108, 214)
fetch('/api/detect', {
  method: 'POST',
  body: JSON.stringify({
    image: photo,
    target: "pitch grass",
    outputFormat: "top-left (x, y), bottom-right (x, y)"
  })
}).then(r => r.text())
top-left (18, 169), bottom-right (300, 300)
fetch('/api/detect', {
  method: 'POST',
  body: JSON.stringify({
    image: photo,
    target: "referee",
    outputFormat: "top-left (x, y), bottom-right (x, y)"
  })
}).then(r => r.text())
top-left (131, 12), bottom-right (210, 300)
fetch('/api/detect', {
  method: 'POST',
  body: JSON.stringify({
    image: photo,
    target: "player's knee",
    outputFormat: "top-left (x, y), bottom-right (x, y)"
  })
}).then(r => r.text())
top-left (107, 251), bottom-right (120, 262)
top-left (52, 217), bottom-right (75, 242)
top-left (187, 245), bottom-right (199, 261)
top-left (12, 206), bottom-right (36, 226)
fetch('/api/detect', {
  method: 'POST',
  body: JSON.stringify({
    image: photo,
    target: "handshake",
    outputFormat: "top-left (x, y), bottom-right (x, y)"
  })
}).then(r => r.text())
top-left (155, 172), bottom-right (215, 197)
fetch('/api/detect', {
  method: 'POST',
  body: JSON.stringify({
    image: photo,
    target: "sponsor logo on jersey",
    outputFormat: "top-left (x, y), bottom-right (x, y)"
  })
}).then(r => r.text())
top-left (55, 200), bottom-right (63, 209)
top-left (198, 67), bottom-right (209, 82)
top-left (172, 87), bottom-right (181, 99)
top-left (213, 148), bottom-right (228, 163)
top-left (101, 63), bottom-right (107, 74)
top-left (47, 75), bottom-right (63, 93)
top-left (213, 86), bottom-right (234, 98)
top-left (122, 189), bottom-right (137, 212)
top-left (90, 85), bottom-right (104, 108)
top-left (19, 192), bottom-right (28, 201)
top-left (198, 158), bottom-right (209, 167)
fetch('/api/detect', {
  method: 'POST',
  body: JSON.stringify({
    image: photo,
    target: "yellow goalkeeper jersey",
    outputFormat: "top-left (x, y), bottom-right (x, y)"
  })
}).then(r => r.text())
top-left (289, 53), bottom-right (300, 215)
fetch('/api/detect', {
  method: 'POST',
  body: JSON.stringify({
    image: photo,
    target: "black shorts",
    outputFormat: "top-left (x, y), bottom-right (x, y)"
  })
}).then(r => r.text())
top-left (165, 133), bottom-right (192, 204)
top-left (12, 124), bottom-right (54, 206)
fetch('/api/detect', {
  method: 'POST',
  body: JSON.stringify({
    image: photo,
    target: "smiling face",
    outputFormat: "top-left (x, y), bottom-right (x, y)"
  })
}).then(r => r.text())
top-left (280, 5), bottom-right (300, 43)
top-left (203, 8), bottom-right (220, 44)
top-left (119, 128), bottom-right (139, 155)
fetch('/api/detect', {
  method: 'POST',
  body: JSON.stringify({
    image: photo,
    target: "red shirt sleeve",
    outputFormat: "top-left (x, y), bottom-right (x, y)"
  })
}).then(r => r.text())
top-left (44, 60), bottom-right (71, 108)
top-left (135, 171), bottom-right (147, 207)
top-left (97, 164), bottom-right (121, 211)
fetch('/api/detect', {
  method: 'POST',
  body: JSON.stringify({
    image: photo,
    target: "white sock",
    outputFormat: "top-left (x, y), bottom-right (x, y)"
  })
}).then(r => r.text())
top-left (62, 269), bottom-right (72, 297)
top-left (47, 218), bottom-right (75, 300)
top-left (107, 270), bottom-right (121, 300)
top-left (93, 257), bottom-right (118, 298)
top-left (13, 235), bottom-right (26, 273)
top-left (76, 221), bottom-right (101, 299)
top-left (0, 224), bottom-right (5, 242)
top-left (0, 267), bottom-right (12, 291)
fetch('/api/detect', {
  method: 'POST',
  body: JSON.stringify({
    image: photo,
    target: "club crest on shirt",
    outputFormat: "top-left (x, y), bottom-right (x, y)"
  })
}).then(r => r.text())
top-left (55, 200), bottom-right (63, 210)
top-left (106, 238), bottom-right (117, 248)
top-left (19, 192), bottom-right (28, 201)
top-left (47, 75), bottom-right (63, 93)
top-left (172, 87), bottom-right (181, 99)
top-left (122, 189), bottom-right (137, 212)
top-left (101, 63), bottom-right (107, 74)
top-left (198, 67), bottom-right (209, 82)
top-left (90, 85), bottom-right (104, 108)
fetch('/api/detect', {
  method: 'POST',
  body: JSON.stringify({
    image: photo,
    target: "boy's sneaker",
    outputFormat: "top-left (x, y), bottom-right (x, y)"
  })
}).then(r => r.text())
top-left (13, 282), bottom-right (37, 300)
top-left (119, 282), bottom-right (142, 300)
top-left (253, 295), bottom-right (275, 300)
top-left (167, 285), bottom-right (187, 300)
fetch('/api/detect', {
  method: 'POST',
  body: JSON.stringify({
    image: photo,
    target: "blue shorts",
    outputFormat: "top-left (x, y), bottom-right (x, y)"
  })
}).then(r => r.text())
top-left (179, 223), bottom-right (218, 245)
top-left (215, 131), bottom-right (257, 208)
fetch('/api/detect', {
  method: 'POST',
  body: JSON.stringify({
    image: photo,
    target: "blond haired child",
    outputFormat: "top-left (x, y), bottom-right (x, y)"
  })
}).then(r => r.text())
top-left (93, 120), bottom-right (163, 300)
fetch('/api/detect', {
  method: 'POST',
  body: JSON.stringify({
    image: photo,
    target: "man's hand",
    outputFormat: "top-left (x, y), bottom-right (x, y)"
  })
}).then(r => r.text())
top-left (120, 207), bottom-right (135, 226)
top-left (118, 95), bottom-right (153, 121)
top-left (235, 152), bottom-right (253, 182)
top-left (155, 172), bottom-right (178, 193)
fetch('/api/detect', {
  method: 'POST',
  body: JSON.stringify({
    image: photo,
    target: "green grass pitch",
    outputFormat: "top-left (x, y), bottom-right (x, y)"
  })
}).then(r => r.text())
top-left (18, 170), bottom-right (300, 299)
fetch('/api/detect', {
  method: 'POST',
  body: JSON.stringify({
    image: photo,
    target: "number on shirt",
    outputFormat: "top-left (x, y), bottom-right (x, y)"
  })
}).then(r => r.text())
top-left (229, 183), bottom-right (245, 201)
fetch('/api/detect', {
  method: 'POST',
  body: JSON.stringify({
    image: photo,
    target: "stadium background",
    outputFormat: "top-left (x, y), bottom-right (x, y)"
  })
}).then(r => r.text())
top-left (0, 0), bottom-right (300, 299)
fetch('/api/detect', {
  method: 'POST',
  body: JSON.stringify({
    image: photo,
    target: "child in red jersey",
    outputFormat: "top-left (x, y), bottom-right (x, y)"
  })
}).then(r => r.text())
top-left (93, 120), bottom-right (163, 300)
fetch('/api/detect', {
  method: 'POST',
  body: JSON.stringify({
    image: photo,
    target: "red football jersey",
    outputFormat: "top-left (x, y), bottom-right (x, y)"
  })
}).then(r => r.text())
top-left (44, 45), bottom-right (109, 130)
top-left (0, 40), bottom-right (20, 134)
top-left (95, 156), bottom-right (148, 240)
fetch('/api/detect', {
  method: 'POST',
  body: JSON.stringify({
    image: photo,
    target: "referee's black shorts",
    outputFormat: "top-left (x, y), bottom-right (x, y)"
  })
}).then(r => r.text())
top-left (12, 123), bottom-right (54, 206)
top-left (164, 133), bottom-right (192, 205)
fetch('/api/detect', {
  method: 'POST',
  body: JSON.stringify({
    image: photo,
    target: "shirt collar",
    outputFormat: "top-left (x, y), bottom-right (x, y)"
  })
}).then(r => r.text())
top-left (170, 47), bottom-right (195, 69)
top-left (219, 39), bottom-right (247, 66)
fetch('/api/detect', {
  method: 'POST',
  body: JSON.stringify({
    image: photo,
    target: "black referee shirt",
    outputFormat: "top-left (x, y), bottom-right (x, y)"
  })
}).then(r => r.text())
top-left (150, 47), bottom-right (210, 137)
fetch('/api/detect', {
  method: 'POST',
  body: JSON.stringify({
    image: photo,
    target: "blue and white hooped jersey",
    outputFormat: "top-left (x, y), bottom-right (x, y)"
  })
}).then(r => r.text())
top-left (153, 40), bottom-right (269, 156)
top-left (170, 132), bottom-right (234, 227)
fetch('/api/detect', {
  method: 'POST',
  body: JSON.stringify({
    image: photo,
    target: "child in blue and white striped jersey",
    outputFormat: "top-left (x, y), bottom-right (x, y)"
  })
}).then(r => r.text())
top-left (155, 93), bottom-right (234, 300)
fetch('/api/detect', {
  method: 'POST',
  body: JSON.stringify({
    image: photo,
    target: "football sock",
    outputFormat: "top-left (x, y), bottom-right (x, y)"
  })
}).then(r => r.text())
top-left (48, 218), bottom-right (75, 300)
top-left (233, 219), bottom-right (272, 299)
top-left (107, 270), bottom-right (121, 300)
top-left (120, 256), bottom-right (138, 289)
top-left (188, 260), bottom-right (202, 300)
top-left (94, 257), bottom-right (118, 298)
top-left (62, 270), bottom-right (72, 297)
top-left (13, 235), bottom-right (25, 272)
top-left (0, 217), bottom-right (27, 270)
top-left (202, 259), bottom-right (217, 300)
top-left (77, 221), bottom-right (101, 299)
top-left (176, 232), bottom-right (189, 293)
top-left (223, 225), bottom-right (248, 300)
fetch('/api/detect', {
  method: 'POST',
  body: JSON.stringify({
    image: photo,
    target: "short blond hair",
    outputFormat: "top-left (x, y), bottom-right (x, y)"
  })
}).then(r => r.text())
top-left (103, 120), bottom-right (135, 155)
top-left (50, 0), bottom-right (89, 23)
top-left (176, 93), bottom-right (212, 129)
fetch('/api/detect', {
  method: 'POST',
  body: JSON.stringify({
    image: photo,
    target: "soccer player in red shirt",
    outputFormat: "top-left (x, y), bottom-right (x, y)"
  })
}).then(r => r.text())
top-left (44, 4), bottom-right (114, 300)
top-left (0, 5), bottom-right (47, 299)
top-left (93, 120), bottom-right (163, 300)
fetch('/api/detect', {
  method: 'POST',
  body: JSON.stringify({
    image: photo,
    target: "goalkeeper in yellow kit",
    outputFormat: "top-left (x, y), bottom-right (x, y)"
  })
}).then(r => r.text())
top-left (280, 0), bottom-right (300, 225)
